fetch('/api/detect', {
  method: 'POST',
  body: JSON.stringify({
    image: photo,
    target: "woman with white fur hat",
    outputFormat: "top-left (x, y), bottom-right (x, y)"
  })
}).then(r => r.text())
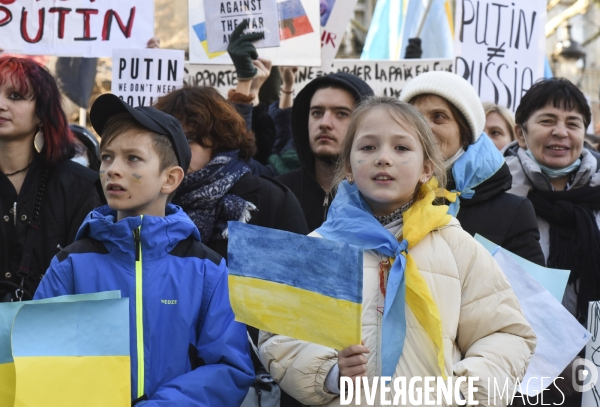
top-left (400, 71), bottom-right (544, 265)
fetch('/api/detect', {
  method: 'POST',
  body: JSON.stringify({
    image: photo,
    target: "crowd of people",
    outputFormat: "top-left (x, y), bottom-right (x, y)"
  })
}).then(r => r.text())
top-left (0, 25), bottom-right (599, 407)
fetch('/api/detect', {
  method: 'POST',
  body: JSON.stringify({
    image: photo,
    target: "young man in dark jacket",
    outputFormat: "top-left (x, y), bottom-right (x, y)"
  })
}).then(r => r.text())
top-left (277, 73), bottom-right (374, 231)
top-left (35, 94), bottom-right (254, 406)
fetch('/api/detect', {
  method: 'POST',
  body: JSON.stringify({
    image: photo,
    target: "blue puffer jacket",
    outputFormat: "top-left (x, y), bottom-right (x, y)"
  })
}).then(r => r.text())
top-left (35, 204), bottom-right (254, 406)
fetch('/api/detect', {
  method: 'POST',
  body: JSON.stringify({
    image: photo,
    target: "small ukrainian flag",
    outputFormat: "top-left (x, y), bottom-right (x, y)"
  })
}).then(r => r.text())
top-left (0, 293), bottom-right (130, 407)
top-left (192, 22), bottom-right (227, 59)
top-left (228, 222), bottom-right (363, 350)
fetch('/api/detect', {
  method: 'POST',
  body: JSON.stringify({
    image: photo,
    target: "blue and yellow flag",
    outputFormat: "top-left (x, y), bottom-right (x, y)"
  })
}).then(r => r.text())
top-left (0, 292), bottom-right (130, 407)
top-left (228, 222), bottom-right (363, 350)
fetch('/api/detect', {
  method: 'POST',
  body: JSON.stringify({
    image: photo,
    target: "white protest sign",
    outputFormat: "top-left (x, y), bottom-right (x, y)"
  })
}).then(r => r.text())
top-left (320, 0), bottom-right (358, 65)
top-left (188, 0), bottom-right (320, 66)
top-left (112, 49), bottom-right (184, 107)
top-left (204, 0), bottom-right (280, 53)
top-left (582, 302), bottom-right (600, 407)
top-left (454, 0), bottom-right (546, 112)
top-left (0, 0), bottom-right (153, 57)
top-left (184, 59), bottom-right (453, 98)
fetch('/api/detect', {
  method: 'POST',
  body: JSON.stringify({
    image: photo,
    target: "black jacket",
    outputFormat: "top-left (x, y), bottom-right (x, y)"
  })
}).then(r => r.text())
top-left (276, 167), bottom-right (332, 233)
top-left (455, 163), bottom-right (546, 266)
top-left (0, 155), bottom-right (102, 298)
top-left (207, 173), bottom-right (308, 260)
top-left (277, 73), bottom-right (374, 231)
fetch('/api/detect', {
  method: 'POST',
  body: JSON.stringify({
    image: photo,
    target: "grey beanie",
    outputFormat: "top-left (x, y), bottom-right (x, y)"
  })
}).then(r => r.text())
top-left (399, 71), bottom-right (485, 143)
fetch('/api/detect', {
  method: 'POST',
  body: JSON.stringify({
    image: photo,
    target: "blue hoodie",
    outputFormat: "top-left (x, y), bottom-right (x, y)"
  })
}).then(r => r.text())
top-left (35, 204), bottom-right (254, 406)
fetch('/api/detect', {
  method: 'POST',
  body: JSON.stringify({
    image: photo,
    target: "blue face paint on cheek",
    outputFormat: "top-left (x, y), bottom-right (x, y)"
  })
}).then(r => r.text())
top-left (99, 170), bottom-right (105, 175)
top-left (131, 173), bottom-right (142, 183)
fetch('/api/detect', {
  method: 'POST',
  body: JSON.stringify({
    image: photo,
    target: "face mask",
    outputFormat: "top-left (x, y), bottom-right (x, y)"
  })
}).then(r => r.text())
top-left (443, 147), bottom-right (465, 169)
top-left (71, 155), bottom-right (90, 168)
top-left (525, 149), bottom-right (581, 179)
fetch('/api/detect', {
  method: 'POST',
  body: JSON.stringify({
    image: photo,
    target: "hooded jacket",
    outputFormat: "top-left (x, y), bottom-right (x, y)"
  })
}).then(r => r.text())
top-left (34, 204), bottom-right (254, 406)
top-left (276, 73), bottom-right (374, 231)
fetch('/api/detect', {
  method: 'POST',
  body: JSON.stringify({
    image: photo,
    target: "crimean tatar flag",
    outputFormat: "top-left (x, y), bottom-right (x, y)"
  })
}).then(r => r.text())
top-left (227, 222), bottom-right (363, 350)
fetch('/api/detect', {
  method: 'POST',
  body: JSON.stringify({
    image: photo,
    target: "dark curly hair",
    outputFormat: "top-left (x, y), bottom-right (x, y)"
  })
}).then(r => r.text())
top-left (154, 86), bottom-right (256, 160)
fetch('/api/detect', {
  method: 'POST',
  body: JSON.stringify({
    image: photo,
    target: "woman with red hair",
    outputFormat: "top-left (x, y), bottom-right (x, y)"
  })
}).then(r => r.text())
top-left (0, 56), bottom-right (102, 301)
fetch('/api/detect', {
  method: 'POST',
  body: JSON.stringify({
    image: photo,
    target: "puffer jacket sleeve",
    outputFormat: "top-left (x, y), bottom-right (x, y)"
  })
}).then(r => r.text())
top-left (34, 254), bottom-right (75, 298)
top-left (145, 267), bottom-right (254, 406)
top-left (446, 229), bottom-right (536, 407)
top-left (258, 331), bottom-right (339, 405)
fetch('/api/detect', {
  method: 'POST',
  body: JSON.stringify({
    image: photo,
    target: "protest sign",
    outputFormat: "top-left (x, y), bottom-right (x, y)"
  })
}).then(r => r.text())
top-left (227, 222), bottom-right (363, 350)
top-left (0, 0), bottom-right (153, 57)
top-left (476, 236), bottom-right (590, 397)
top-left (188, 0), bottom-right (320, 66)
top-left (454, 0), bottom-right (546, 112)
top-left (112, 49), bottom-right (184, 107)
top-left (204, 0), bottom-right (280, 53)
top-left (320, 0), bottom-right (358, 65)
top-left (184, 58), bottom-right (453, 97)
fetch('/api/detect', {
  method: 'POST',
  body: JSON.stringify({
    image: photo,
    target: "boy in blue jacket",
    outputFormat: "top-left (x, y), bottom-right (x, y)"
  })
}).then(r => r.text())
top-left (35, 94), bottom-right (254, 406)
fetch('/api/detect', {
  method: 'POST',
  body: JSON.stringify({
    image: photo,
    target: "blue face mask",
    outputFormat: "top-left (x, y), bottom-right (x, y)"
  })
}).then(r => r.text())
top-left (525, 149), bottom-right (581, 179)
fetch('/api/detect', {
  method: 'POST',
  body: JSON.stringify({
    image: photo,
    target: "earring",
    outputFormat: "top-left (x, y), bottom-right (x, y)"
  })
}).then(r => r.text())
top-left (346, 174), bottom-right (354, 185)
top-left (421, 177), bottom-right (428, 183)
top-left (34, 128), bottom-right (44, 153)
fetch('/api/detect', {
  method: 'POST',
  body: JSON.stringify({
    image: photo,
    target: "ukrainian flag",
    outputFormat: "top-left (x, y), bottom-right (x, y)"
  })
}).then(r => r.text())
top-left (0, 293), bottom-right (130, 407)
top-left (192, 22), bottom-right (227, 59)
top-left (228, 222), bottom-right (363, 350)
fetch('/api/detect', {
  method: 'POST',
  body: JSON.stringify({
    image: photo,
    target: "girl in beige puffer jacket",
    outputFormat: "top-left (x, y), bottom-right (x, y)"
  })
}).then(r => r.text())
top-left (258, 97), bottom-right (535, 407)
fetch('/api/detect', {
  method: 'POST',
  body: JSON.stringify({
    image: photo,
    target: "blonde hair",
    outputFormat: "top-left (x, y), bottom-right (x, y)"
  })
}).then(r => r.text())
top-left (483, 102), bottom-right (516, 141)
top-left (334, 96), bottom-right (446, 200)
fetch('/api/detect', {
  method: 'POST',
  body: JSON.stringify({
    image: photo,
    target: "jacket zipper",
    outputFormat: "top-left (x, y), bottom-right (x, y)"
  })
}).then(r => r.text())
top-left (13, 202), bottom-right (16, 226)
top-left (323, 193), bottom-right (330, 221)
top-left (133, 219), bottom-right (145, 398)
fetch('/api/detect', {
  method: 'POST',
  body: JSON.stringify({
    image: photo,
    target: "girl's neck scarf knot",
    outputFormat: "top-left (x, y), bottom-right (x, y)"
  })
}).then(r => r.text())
top-left (316, 178), bottom-right (451, 377)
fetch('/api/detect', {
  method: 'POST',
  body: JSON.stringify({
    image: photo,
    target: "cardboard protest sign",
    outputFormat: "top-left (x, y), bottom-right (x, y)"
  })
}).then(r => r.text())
top-left (0, 0), bottom-right (153, 57)
top-left (112, 49), bottom-right (184, 107)
top-left (184, 58), bottom-right (453, 97)
top-left (0, 291), bottom-right (129, 407)
top-left (204, 0), bottom-right (280, 53)
top-left (188, 0), bottom-right (320, 66)
top-left (476, 236), bottom-right (590, 397)
top-left (454, 0), bottom-right (546, 112)
top-left (320, 0), bottom-right (358, 65)
top-left (227, 222), bottom-right (363, 350)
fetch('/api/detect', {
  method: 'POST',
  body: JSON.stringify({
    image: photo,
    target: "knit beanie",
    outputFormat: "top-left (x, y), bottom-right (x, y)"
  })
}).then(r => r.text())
top-left (399, 71), bottom-right (485, 143)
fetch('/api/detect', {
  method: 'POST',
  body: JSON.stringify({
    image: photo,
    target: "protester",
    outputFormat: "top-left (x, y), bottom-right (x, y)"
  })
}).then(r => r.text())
top-left (226, 21), bottom-right (278, 176)
top-left (505, 78), bottom-right (600, 323)
top-left (154, 86), bottom-right (308, 258)
top-left (277, 72), bottom-right (374, 231)
top-left (483, 102), bottom-right (516, 151)
top-left (69, 123), bottom-right (101, 172)
top-left (400, 71), bottom-right (545, 265)
top-left (259, 97), bottom-right (535, 406)
top-left (35, 93), bottom-right (254, 405)
top-left (0, 56), bottom-right (102, 301)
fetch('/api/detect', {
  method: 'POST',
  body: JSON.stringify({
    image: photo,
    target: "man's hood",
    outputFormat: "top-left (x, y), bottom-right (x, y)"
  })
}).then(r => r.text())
top-left (291, 72), bottom-right (374, 178)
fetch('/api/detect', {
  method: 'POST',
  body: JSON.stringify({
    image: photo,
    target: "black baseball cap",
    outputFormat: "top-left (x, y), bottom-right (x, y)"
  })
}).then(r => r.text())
top-left (90, 93), bottom-right (191, 173)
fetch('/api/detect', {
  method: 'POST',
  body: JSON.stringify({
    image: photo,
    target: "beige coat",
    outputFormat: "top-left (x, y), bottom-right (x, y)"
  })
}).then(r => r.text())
top-left (258, 218), bottom-right (535, 407)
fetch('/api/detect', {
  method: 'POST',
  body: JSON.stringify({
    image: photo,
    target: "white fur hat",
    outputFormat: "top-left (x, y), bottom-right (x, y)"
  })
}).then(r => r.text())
top-left (399, 71), bottom-right (485, 143)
